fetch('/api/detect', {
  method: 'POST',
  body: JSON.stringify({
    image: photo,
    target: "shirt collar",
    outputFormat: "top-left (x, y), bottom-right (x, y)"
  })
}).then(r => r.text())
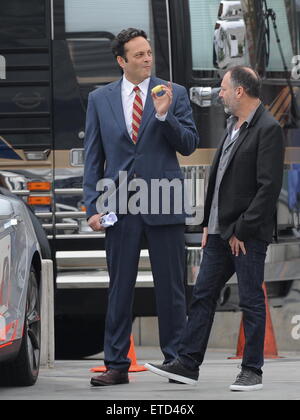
top-left (227, 101), bottom-right (261, 131)
top-left (122, 75), bottom-right (150, 97)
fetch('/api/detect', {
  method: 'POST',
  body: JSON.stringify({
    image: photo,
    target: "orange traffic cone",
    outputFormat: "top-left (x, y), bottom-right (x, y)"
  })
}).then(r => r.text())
top-left (229, 282), bottom-right (280, 359)
top-left (91, 334), bottom-right (148, 372)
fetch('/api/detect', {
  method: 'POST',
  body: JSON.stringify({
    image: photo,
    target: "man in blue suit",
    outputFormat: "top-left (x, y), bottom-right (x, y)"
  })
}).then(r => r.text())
top-left (83, 28), bottom-right (199, 386)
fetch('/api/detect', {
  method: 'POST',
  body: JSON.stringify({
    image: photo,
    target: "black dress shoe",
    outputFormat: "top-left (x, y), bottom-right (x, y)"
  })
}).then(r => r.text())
top-left (90, 369), bottom-right (129, 386)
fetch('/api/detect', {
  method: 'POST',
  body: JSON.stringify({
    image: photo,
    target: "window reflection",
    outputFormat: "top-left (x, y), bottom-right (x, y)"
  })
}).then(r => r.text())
top-left (67, 38), bottom-right (121, 86)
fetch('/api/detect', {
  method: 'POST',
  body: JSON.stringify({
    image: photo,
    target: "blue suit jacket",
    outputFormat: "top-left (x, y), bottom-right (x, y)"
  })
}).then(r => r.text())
top-left (83, 76), bottom-right (199, 225)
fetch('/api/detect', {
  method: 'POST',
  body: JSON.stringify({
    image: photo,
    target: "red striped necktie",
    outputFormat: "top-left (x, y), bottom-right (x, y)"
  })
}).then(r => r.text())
top-left (132, 86), bottom-right (143, 143)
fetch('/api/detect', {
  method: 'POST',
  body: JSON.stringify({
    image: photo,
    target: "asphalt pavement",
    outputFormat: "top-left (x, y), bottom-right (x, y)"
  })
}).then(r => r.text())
top-left (0, 347), bottom-right (299, 401)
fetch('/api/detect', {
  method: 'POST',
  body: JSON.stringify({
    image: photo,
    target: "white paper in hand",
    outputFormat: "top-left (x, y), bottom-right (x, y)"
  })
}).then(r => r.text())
top-left (101, 212), bottom-right (118, 228)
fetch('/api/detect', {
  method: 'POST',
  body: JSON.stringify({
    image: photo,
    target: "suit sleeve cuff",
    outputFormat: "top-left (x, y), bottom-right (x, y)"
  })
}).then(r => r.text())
top-left (156, 112), bottom-right (168, 121)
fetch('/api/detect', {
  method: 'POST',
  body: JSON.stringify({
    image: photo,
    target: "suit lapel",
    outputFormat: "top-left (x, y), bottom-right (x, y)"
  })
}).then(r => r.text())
top-left (224, 104), bottom-right (264, 168)
top-left (210, 105), bottom-right (263, 185)
top-left (210, 131), bottom-right (227, 175)
top-left (106, 79), bottom-right (132, 144)
top-left (105, 77), bottom-right (157, 145)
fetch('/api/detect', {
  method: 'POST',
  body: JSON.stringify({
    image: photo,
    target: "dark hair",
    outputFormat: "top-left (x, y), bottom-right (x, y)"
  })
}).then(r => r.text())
top-left (112, 28), bottom-right (148, 60)
top-left (228, 66), bottom-right (261, 98)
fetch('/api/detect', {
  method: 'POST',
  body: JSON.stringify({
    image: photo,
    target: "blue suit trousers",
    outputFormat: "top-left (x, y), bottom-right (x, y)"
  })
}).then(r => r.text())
top-left (104, 213), bottom-right (187, 370)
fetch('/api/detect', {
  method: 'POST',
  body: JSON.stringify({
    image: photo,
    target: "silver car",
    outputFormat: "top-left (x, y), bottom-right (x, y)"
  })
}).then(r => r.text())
top-left (0, 193), bottom-right (43, 386)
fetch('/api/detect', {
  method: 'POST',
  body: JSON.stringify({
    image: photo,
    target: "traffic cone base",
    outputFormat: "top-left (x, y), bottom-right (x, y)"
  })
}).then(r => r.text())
top-left (91, 335), bottom-right (148, 373)
top-left (228, 283), bottom-right (281, 360)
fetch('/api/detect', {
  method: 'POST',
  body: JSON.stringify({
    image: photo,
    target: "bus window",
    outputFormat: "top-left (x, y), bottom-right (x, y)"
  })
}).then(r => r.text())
top-left (63, 0), bottom-right (155, 88)
top-left (266, 0), bottom-right (294, 72)
top-left (189, 0), bottom-right (248, 75)
top-left (64, 0), bottom-right (150, 35)
top-left (188, 0), bottom-right (295, 75)
top-left (66, 38), bottom-right (120, 86)
top-left (189, 0), bottom-right (222, 72)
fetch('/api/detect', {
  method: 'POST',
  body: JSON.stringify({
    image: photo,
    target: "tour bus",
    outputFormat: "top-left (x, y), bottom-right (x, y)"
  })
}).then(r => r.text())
top-left (0, 0), bottom-right (299, 358)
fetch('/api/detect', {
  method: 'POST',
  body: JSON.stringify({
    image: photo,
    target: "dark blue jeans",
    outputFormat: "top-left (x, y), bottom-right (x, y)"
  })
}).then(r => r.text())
top-left (179, 234), bottom-right (268, 374)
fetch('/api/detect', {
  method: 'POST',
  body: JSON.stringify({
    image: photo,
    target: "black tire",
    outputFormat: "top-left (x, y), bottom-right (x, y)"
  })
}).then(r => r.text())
top-left (0, 267), bottom-right (41, 386)
top-left (27, 208), bottom-right (52, 259)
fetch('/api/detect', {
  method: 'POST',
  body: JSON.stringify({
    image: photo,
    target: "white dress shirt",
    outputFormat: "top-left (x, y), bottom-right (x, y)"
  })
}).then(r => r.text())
top-left (121, 76), bottom-right (150, 138)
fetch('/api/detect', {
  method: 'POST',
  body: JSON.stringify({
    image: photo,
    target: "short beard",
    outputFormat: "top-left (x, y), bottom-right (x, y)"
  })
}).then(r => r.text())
top-left (224, 105), bottom-right (232, 115)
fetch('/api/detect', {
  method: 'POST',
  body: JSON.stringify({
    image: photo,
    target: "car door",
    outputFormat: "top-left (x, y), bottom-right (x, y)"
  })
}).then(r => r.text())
top-left (0, 196), bottom-right (27, 345)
